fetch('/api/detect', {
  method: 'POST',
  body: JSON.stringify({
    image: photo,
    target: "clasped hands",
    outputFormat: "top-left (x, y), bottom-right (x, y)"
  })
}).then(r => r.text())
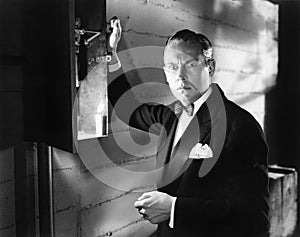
top-left (134, 191), bottom-right (175, 224)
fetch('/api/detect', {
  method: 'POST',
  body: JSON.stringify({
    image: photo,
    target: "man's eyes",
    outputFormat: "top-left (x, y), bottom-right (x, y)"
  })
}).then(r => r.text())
top-left (166, 64), bottom-right (178, 70)
top-left (165, 62), bottom-right (198, 71)
top-left (186, 61), bottom-right (198, 68)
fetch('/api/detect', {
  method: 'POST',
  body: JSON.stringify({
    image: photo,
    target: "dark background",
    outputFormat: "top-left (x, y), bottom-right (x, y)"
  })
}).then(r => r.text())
top-left (265, 2), bottom-right (300, 234)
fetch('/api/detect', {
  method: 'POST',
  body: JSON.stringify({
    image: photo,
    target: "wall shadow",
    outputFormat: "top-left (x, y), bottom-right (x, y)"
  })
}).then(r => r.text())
top-left (265, 1), bottom-right (300, 228)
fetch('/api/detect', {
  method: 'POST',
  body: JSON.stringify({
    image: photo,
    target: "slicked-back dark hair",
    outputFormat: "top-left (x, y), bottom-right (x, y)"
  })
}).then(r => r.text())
top-left (165, 29), bottom-right (213, 60)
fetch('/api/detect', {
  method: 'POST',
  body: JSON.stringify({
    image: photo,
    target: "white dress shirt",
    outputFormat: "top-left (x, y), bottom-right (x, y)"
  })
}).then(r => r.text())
top-left (169, 86), bottom-right (212, 228)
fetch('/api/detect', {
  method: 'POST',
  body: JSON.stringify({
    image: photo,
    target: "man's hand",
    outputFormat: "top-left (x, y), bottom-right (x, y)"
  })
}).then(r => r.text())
top-left (109, 18), bottom-right (122, 51)
top-left (134, 191), bottom-right (175, 224)
top-left (108, 17), bottom-right (122, 71)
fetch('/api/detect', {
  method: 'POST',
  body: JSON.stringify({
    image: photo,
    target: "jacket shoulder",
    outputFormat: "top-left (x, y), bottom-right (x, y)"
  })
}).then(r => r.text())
top-left (225, 98), bottom-right (262, 130)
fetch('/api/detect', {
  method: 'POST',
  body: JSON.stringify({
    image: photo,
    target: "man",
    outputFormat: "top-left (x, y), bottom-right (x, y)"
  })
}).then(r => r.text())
top-left (109, 20), bottom-right (269, 237)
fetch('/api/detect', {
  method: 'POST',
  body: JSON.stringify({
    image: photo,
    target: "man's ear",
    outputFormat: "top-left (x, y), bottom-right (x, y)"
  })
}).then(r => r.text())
top-left (207, 59), bottom-right (216, 76)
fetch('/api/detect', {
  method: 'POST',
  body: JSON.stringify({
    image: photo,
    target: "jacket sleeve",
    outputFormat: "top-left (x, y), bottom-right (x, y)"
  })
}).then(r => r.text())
top-left (108, 69), bottom-right (169, 135)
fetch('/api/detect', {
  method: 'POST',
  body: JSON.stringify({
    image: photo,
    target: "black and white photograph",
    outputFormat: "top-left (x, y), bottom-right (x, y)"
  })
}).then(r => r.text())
top-left (0, 0), bottom-right (300, 236)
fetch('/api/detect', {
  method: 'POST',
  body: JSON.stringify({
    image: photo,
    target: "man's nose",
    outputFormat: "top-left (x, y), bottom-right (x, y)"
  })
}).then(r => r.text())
top-left (174, 75), bottom-right (186, 89)
top-left (175, 66), bottom-right (186, 82)
top-left (175, 74), bottom-right (185, 82)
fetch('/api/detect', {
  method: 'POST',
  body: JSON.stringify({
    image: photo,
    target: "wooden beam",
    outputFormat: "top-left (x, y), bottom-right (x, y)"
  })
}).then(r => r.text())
top-left (37, 143), bottom-right (54, 237)
top-left (14, 142), bottom-right (36, 237)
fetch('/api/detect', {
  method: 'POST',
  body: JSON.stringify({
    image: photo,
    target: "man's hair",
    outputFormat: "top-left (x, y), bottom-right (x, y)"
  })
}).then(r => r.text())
top-left (165, 29), bottom-right (213, 60)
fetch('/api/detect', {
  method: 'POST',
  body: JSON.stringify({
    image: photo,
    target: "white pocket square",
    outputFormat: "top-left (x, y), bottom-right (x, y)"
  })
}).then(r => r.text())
top-left (189, 143), bottom-right (213, 159)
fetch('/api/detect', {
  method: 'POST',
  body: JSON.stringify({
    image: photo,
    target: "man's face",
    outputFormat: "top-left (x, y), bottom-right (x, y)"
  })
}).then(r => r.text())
top-left (163, 42), bottom-right (211, 106)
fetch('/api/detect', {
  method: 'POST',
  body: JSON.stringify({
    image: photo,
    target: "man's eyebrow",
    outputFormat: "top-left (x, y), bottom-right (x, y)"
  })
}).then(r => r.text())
top-left (185, 58), bottom-right (198, 64)
top-left (165, 61), bottom-right (176, 65)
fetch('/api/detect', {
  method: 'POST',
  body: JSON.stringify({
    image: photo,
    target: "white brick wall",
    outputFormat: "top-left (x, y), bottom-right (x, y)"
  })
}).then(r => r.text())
top-left (53, 130), bottom-right (157, 236)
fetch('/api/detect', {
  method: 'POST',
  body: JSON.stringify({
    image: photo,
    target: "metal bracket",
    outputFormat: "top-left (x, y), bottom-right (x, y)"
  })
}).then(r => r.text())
top-left (75, 29), bottom-right (101, 47)
top-left (74, 18), bottom-right (102, 50)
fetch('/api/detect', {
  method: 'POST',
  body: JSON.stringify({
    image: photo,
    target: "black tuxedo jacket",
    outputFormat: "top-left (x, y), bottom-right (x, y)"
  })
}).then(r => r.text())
top-left (109, 80), bottom-right (269, 237)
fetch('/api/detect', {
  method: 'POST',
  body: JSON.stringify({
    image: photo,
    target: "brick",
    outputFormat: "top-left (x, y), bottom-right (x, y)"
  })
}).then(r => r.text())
top-left (214, 71), bottom-right (276, 94)
top-left (111, 219), bottom-right (156, 237)
top-left (77, 127), bottom-right (157, 168)
top-left (52, 168), bottom-right (80, 213)
top-left (80, 194), bottom-right (155, 237)
top-left (54, 207), bottom-right (78, 237)
top-left (79, 172), bottom-right (155, 212)
top-left (52, 149), bottom-right (81, 236)
top-left (78, 154), bottom-right (157, 199)
top-left (52, 148), bottom-right (82, 171)
top-left (52, 149), bottom-right (81, 213)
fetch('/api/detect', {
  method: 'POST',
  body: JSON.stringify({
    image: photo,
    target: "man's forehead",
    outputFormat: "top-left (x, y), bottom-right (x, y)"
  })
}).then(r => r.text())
top-left (164, 42), bottom-right (200, 61)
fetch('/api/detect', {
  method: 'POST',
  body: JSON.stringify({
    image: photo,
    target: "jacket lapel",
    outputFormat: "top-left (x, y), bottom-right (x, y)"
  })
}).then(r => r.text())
top-left (156, 99), bottom-right (209, 188)
top-left (156, 84), bottom-right (228, 187)
top-left (196, 84), bottom-right (228, 177)
top-left (156, 116), bottom-right (199, 189)
top-left (172, 91), bottom-right (213, 153)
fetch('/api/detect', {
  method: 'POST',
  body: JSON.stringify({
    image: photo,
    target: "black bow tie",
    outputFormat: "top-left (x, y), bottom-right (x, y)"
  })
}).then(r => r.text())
top-left (174, 102), bottom-right (194, 116)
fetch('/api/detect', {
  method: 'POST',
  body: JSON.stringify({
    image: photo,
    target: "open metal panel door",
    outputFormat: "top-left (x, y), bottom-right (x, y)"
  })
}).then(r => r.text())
top-left (23, 0), bottom-right (107, 153)
top-left (75, 0), bottom-right (109, 141)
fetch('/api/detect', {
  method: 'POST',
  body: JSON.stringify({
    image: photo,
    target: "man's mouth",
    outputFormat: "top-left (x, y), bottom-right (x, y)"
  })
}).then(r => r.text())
top-left (177, 86), bottom-right (191, 90)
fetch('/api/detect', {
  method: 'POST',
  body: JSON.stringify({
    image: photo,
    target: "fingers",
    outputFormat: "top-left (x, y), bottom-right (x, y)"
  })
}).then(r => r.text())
top-left (117, 19), bottom-right (122, 32)
top-left (139, 208), bottom-right (148, 220)
top-left (137, 191), bottom-right (154, 201)
top-left (138, 209), bottom-right (168, 224)
top-left (112, 19), bottom-right (121, 35)
top-left (134, 199), bottom-right (149, 208)
top-left (134, 191), bottom-right (171, 224)
top-left (115, 19), bottom-right (121, 30)
top-left (134, 191), bottom-right (155, 208)
top-left (134, 191), bottom-right (158, 213)
top-left (139, 208), bottom-right (146, 214)
top-left (112, 19), bottom-right (117, 31)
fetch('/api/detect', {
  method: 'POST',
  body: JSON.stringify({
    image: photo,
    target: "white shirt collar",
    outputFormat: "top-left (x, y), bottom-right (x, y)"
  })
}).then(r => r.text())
top-left (172, 86), bottom-right (213, 151)
top-left (192, 86), bottom-right (212, 116)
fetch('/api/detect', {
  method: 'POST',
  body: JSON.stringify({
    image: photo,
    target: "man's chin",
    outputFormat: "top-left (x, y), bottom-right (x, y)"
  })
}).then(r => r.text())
top-left (177, 96), bottom-right (192, 106)
top-left (171, 90), bottom-right (192, 102)
top-left (177, 87), bottom-right (191, 92)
